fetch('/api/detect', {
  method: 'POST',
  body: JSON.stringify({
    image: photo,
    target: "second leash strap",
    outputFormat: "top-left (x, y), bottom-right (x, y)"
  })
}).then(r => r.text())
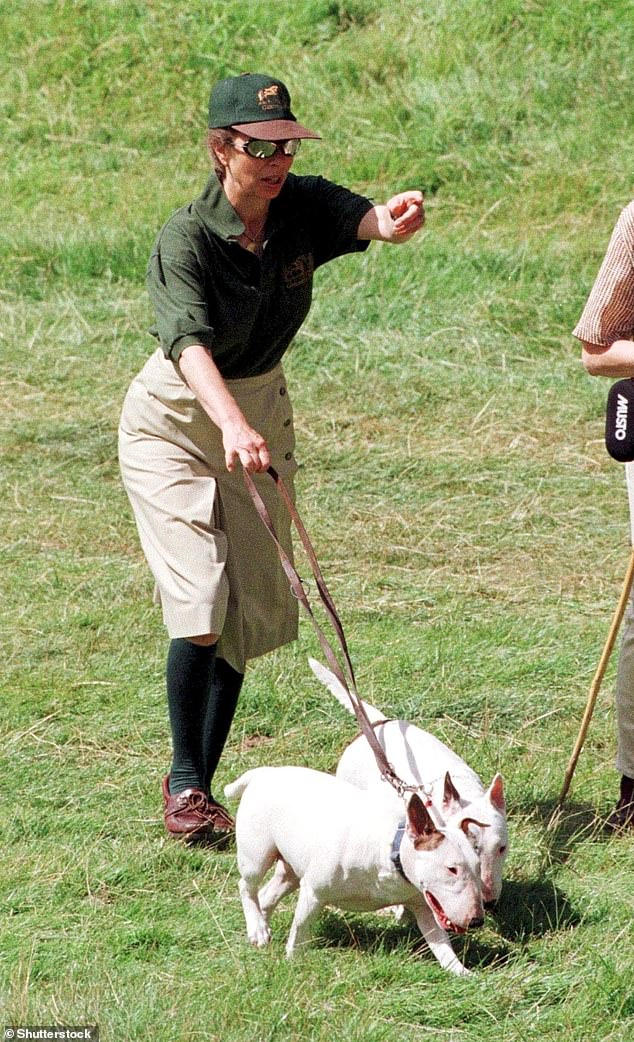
top-left (242, 464), bottom-right (405, 793)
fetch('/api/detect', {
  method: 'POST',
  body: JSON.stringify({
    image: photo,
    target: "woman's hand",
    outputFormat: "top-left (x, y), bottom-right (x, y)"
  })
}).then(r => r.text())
top-left (222, 418), bottom-right (271, 473)
top-left (178, 343), bottom-right (271, 473)
top-left (357, 190), bottom-right (425, 243)
top-left (386, 191), bottom-right (425, 240)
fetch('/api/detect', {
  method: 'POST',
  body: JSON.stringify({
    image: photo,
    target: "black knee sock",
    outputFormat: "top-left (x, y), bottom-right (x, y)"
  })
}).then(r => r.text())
top-left (166, 638), bottom-right (218, 795)
top-left (202, 658), bottom-right (244, 798)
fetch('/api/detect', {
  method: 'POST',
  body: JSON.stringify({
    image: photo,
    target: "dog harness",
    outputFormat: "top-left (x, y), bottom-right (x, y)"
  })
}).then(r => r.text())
top-left (390, 819), bottom-right (408, 880)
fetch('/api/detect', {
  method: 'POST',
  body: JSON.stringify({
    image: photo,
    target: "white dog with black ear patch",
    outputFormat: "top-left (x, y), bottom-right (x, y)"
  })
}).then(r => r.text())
top-left (225, 765), bottom-right (485, 975)
top-left (309, 658), bottom-right (509, 906)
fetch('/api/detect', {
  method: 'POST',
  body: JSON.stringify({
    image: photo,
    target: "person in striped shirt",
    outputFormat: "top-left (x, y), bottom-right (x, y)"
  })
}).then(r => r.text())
top-left (573, 200), bottom-right (634, 831)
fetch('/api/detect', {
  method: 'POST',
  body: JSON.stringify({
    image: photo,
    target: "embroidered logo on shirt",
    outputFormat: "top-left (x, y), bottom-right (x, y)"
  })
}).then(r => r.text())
top-left (257, 84), bottom-right (289, 113)
top-left (282, 253), bottom-right (314, 288)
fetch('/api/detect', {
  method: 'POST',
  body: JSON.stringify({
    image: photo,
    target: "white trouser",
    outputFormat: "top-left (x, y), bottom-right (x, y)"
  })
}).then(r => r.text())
top-left (614, 464), bottom-right (634, 778)
top-left (615, 602), bottom-right (634, 778)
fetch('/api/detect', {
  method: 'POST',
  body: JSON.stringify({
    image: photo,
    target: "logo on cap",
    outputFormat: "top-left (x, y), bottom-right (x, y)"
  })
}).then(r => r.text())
top-left (257, 84), bottom-right (289, 112)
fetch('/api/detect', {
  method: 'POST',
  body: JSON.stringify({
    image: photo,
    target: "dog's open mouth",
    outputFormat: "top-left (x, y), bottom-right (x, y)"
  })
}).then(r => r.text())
top-left (424, 891), bottom-right (467, 935)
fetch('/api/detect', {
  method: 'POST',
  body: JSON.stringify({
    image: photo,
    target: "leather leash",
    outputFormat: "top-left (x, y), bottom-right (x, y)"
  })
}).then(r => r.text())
top-left (242, 465), bottom-right (408, 795)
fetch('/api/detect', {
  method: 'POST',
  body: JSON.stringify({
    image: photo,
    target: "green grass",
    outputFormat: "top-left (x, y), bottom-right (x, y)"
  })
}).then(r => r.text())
top-left (2, 1), bottom-right (634, 1040)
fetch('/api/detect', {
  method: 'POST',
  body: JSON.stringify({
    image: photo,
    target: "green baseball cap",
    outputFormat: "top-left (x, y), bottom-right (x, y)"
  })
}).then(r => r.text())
top-left (208, 73), bottom-right (321, 141)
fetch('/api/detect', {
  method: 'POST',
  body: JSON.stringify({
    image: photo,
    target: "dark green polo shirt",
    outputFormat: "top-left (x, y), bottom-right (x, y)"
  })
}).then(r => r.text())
top-left (146, 173), bottom-right (374, 378)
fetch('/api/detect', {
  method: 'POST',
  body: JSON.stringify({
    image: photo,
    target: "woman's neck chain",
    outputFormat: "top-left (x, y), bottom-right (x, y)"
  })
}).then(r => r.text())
top-left (238, 216), bottom-right (267, 256)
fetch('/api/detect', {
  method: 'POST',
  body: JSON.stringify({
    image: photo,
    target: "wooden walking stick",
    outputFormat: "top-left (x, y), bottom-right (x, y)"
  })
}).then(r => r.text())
top-left (557, 547), bottom-right (634, 809)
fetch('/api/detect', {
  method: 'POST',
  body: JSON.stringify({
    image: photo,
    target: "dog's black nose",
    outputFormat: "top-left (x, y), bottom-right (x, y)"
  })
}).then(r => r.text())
top-left (469, 915), bottom-right (485, 929)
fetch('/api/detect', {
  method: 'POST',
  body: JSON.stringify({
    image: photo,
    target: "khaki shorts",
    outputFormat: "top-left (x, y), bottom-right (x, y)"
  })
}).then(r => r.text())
top-left (118, 348), bottom-right (299, 673)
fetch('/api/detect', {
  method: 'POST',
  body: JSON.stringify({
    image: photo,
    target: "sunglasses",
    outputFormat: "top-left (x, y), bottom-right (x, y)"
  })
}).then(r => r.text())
top-left (237, 138), bottom-right (301, 160)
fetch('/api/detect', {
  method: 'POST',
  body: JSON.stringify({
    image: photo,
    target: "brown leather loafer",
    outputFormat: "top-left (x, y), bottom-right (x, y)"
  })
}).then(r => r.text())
top-left (207, 799), bottom-right (234, 833)
top-left (161, 775), bottom-right (234, 841)
top-left (162, 775), bottom-right (216, 841)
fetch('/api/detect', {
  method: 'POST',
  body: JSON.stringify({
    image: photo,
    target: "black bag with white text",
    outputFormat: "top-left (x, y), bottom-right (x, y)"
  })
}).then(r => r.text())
top-left (606, 378), bottom-right (634, 462)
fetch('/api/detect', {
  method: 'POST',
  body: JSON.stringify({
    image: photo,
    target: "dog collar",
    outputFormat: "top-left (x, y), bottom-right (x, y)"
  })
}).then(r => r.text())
top-left (390, 819), bottom-right (408, 880)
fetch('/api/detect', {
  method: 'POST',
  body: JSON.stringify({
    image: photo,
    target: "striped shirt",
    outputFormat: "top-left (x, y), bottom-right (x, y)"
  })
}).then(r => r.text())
top-left (573, 201), bottom-right (634, 346)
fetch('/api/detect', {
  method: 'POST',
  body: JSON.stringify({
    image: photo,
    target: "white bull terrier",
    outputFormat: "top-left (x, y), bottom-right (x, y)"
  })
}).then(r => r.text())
top-left (224, 765), bottom-right (485, 976)
top-left (309, 658), bottom-right (509, 906)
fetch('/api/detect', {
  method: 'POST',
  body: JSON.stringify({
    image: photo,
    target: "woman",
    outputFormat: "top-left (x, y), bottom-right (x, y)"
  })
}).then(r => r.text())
top-left (573, 199), bottom-right (634, 831)
top-left (118, 72), bottom-right (424, 842)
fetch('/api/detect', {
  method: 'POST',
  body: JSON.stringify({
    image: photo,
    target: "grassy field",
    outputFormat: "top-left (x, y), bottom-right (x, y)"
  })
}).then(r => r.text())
top-left (2, 1), bottom-right (634, 1039)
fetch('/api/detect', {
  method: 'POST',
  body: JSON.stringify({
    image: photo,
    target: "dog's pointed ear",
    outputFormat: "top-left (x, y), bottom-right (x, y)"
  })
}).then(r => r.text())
top-left (406, 793), bottom-right (442, 842)
top-left (459, 816), bottom-right (490, 838)
top-left (487, 773), bottom-right (506, 813)
top-left (442, 771), bottom-right (463, 813)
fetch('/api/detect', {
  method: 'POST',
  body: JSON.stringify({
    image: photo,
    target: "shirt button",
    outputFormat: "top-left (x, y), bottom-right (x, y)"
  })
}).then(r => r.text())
top-left (285, 452), bottom-right (292, 460)
top-left (279, 387), bottom-right (286, 396)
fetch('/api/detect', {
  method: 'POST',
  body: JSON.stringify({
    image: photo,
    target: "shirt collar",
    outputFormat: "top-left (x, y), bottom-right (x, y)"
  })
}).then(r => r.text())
top-left (193, 173), bottom-right (288, 242)
top-left (194, 175), bottom-right (245, 240)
